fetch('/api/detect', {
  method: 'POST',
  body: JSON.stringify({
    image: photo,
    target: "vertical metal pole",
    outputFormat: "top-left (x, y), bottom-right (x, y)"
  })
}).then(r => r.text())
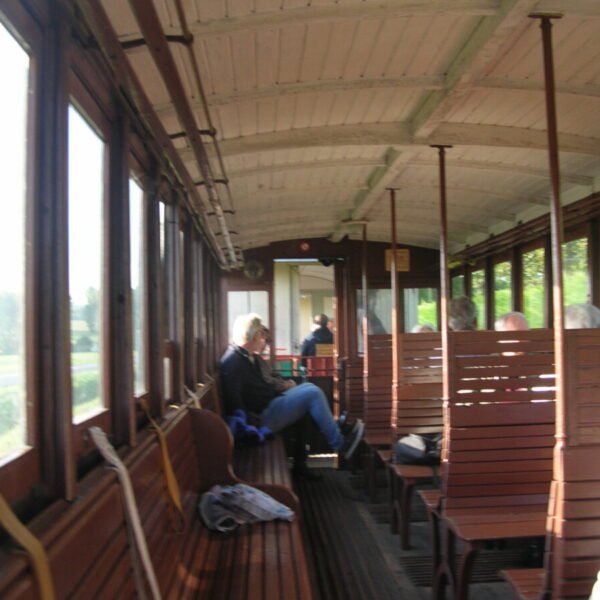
top-left (531, 13), bottom-right (566, 443)
top-left (531, 15), bottom-right (565, 597)
top-left (432, 144), bottom-right (452, 484)
top-left (432, 146), bottom-right (452, 397)
top-left (389, 189), bottom-right (400, 439)
top-left (361, 225), bottom-right (369, 426)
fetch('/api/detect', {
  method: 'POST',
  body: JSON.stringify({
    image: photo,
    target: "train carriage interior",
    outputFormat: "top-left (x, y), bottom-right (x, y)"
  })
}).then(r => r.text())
top-left (1, 0), bottom-right (600, 598)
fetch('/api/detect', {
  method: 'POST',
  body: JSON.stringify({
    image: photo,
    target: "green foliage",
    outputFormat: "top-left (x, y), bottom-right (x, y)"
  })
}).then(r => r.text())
top-left (0, 292), bottom-right (21, 354)
top-left (0, 385), bottom-right (21, 436)
top-left (72, 371), bottom-right (100, 409)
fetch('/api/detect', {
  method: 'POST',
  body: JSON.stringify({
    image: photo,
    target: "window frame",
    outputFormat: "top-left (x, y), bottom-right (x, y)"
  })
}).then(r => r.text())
top-left (68, 51), bottom-right (116, 466)
top-left (0, 3), bottom-right (42, 503)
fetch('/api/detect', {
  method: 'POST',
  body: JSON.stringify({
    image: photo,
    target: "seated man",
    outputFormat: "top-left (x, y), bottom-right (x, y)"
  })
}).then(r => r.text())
top-left (494, 311), bottom-right (529, 331)
top-left (220, 314), bottom-right (364, 470)
top-left (300, 313), bottom-right (334, 357)
top-left (449, 296), bottom-right (477, 331)
top-left (565, 303), bottom-right (600, 329)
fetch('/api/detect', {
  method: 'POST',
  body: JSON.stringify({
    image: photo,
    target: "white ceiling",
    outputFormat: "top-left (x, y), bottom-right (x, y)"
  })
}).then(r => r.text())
top-left (99, 0), bottom-right (600, 257)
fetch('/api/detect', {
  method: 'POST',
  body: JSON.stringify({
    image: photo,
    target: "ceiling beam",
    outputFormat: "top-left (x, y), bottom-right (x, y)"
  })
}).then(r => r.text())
top-left (411, 0), bottom-right (539, 139)
top-left (225, 158), bottom-right (384, 179)
top-left (399, 181), bottom-right (548, 207)
top-left (475, 77), bottom-right (600, 99)
top-left (409, 158), bottom-right (594, 186)
top-left (181, 122), bottom-right (600, 161)
top-left (230, 185), bottom-right (363, 198)
top-left (152, 73), bottom-right (600, 120)
top-left (154, 76), bottom-right (444, 116)
top-left (429, 123), bottom-right (600, 156)
top-left (120, 1), bottom-right (498, 43)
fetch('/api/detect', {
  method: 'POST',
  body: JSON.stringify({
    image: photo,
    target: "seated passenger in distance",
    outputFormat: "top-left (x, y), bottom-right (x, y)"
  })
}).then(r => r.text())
top-left (220, 314), bottom-right (364, 475)
top-left (300, 313), bottom-right (334, 357)
top-left (449, 296), bottom-right (477, 331)
top-left (411, 323), bottom-right (435, 333)
top-left (565, 303), bottom-right (600, 329)
top-left (494, 311), bottom-right (529, 331)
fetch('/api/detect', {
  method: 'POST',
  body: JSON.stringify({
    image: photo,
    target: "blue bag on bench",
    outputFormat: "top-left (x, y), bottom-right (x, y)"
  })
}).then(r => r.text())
top-left (226, 409), bottom-right (273, 447)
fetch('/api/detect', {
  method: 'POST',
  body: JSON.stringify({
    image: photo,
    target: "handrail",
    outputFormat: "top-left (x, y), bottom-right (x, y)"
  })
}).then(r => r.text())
top-left (127, 0), bottom-right (241, 268)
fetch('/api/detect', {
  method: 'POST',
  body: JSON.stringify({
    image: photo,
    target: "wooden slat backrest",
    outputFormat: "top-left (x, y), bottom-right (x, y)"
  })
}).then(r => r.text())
top-left (442, 330), bottom-right (556, 512)
top-left (449, 330), bottom-right (556, 406)
top-left (0, 476), bottom-right (134, 599)
top-left (364, 334), bottom-right (393, 436)
top-left (547, 329), bottom-right (600, 598)
top-left (305, 355), bottom-right (335, 376)
top-left (396, 332), bottom-right (443, 436)
top-left (344, 357), bottom-right (364, 420)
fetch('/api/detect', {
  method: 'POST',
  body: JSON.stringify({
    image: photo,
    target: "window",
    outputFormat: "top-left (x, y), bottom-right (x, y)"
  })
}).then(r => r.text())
top-left (68, 105), bottom-right (105, 422)
top-left (471, 269), bottom-right (486, 329)
top-left (562, 237), bottom-right (589, 306)
top-left (0, 23), bottom-right (29, 459)
top-left (129, 179), bottom-right (146, 395)
top-left (451, 275), bottom-right (465, 298)
top-left (493, 261), bottom-right (512, 321)
top-left (404, 288), bottom-right (438, 331)
top-left (356, 289), bottom-right (391, 353)
top-left (522, 247), bottom-right (546, 328)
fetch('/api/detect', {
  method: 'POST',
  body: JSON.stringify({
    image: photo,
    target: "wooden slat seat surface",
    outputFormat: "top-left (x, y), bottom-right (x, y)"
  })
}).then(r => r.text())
top-left (233, 437), bottom-right (292, 488)
top-left (137, 407), bottom-right (313, 600)
top-left (500, 568), bottom-right (546, 600)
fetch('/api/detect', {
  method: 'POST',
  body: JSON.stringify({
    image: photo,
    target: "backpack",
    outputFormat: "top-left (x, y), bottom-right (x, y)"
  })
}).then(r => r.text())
top-left (393, 432), bottom-right (442, 466)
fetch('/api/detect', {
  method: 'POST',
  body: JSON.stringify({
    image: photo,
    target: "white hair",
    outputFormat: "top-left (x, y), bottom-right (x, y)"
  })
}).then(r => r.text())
top-left (411, 323), bottom-right (435, 333)
top-left (232, 313), bottom-right (264, 346)
top-left (565, 303), bottom-right (600, 329)
top-left (495, 311), bottom-right (529, 331)
top-left (449, 296), bottom-right (477, 331)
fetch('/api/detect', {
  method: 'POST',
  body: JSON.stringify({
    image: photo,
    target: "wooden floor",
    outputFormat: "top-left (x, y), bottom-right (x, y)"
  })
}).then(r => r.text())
top-left (294, 461), bottom-right (533, 600)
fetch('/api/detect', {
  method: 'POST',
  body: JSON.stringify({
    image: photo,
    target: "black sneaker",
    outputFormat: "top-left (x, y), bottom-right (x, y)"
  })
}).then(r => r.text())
top-left (337, 411), bottom-right (351, 434)
top-left (340, 419), bottom-right (365, 460)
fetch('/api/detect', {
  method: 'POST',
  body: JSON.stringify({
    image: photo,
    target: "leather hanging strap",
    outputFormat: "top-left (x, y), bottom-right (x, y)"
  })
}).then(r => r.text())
top-left (0, 494), bottom-right (55, 600)
top-left (139, 400), bottom-right (184, 532)
top-left (89, 427), bottom-right (162, 600)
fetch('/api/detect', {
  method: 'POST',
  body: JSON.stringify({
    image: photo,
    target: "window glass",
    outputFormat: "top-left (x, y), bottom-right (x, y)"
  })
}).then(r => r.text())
top-left (562, 237), bottom-right (589, 306)
top-left (451, 275), bottom-right (464, 298)
top-left (404, 288), bottom-right (438, 332)
top-left (0, 24), bottom-right (29, 458)
top-left (356, 289), bottom-right (392, 353)
top-left (129, 179), bottom-right (146, 395)
top-left (493, 261), bottom-right (512, 321)
top-left (471, 269), bottom-right (486, 329)
top-left (68, 106), bottom-right (104, 421)
top-left (522, 247), bottom-right (545, 328)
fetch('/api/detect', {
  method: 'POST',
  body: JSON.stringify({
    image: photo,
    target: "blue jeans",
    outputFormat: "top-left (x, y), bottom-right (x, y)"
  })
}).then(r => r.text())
top-left (260, 383), bottom-right (342, 451)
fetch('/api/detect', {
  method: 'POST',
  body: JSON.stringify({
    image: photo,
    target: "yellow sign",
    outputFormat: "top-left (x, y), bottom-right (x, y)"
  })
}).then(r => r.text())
top-left (385, 248), bottom-right (410, 272)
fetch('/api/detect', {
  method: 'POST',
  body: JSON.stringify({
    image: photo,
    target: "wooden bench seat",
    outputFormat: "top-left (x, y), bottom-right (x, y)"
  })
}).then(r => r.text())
top-left (387, 463), bottom-right (435, 548)
top-left (500, 330), bottom-right (600, 600)
top-left (387, 332), bottom-right (443, 547)
top-left (0, 406), bottom-right (313, 599)
top-left (500, 568), bottom-right (546, 600)
top-left (420, 330), bottom-right (557, 600)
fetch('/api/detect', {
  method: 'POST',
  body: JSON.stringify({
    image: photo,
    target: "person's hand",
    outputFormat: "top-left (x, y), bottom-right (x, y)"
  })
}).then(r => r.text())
top-left (284, 380), bottom-right (296, 390)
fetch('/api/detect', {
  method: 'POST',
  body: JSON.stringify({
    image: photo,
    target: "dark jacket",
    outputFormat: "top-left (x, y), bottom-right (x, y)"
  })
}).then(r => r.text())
top-left (300, 326), bottom-right (333, 357)
top-left (219, 345), bottom-right (278, 415)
